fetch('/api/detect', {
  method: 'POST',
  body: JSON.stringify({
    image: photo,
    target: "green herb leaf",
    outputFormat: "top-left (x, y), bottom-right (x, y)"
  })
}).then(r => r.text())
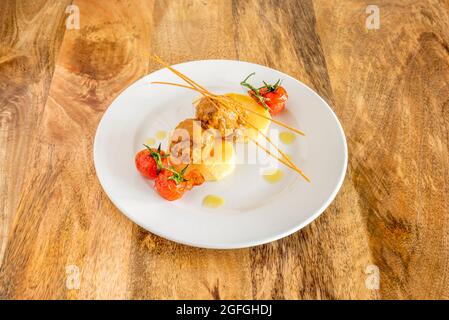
top-left (144, 143), bottom-right (166, 173)
top-left (240, 72), bottom-right (269, 110)
top-left (166, 165), bottom-right (189, 185)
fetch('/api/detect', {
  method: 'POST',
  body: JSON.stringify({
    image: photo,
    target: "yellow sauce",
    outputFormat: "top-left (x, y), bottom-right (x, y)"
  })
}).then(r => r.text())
top-left (262, 169), bottom-right (284, 184)
top-left (225, 93), bottom-right (271, 142)
top-left (279, 131), bottom-right (296, 145)
top-left (155, 130), bottom-right (167, 140)
top-left (202, 195), bottom-right (225, 208)
top-left (145, 137), bottom-right (156, 146)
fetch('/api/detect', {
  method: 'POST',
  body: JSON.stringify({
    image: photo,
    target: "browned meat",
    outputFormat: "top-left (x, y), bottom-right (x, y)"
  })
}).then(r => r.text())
top-left (195, 97), bottom-right (246, 138)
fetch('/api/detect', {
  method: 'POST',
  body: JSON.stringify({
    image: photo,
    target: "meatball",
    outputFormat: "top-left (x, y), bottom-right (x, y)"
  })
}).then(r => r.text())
top-left (195, 97), bottom-right (246, 138)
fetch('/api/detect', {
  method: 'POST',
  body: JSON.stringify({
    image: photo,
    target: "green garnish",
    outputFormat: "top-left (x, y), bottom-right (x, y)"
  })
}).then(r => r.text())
top-left (144, 143), bottom-right (168, 173)
top-left (240, 73), bottom-right (282, 110)
top-left (166, 165), bottom-right (189, 185)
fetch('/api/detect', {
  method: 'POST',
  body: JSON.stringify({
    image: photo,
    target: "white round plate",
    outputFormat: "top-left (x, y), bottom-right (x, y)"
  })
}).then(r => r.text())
top-left (94, 60), bottom-right (347, 249)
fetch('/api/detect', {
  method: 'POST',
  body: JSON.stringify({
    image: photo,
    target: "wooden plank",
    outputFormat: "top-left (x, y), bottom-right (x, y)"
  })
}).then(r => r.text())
top-left (0, 0), bottom-right (156, 300)
top-left (0, 0), bottom-right (72, 270)
top-left (0, 0), bottom-right (448, 299)
top-left (314, 0), bottom-right (449, 299)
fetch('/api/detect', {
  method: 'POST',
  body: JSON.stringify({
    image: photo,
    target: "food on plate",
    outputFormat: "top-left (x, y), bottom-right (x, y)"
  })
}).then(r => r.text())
top-left (135, 56), bottom-right (311, 202)
top-left (169, 119), bottom-right (236, 181)
top-left (240, 73), bottom-right (288, 115)
top-left (202, 195), bottom-right (225, 208)
top-left (135, 144), bottom-right (169, 179)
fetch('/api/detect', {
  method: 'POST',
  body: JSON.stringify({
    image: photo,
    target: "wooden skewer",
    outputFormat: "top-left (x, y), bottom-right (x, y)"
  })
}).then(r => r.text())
top-left (152, 56), bottom-right (305, 136)
top-left (246, 122), bottom-right (294, 166)
top-left (149, 81), bottom-right (309, 180)
top-left (150, 80), bottom-right (306, 137)
top-left (152, 55), bottom-right (211, 94)
top-left (150, 56), bottom-right (310, 180)
top-left (248, 136), bottom-right (310, 182)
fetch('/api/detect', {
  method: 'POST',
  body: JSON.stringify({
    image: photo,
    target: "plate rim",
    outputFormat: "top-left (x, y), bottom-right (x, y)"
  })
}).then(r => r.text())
top-left (93, 59), bottom-right (348, 249)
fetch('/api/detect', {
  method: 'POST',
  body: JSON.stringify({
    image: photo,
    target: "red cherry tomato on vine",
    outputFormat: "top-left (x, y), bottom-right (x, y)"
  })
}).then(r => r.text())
top-left (241, 73), bottom-right (289, 116)
top-left (154, 166), bottom-right (204, 201)
top-left (135, 144), bottom-right (168, 179)
top-left (249, 86), bottom-right (288, 115)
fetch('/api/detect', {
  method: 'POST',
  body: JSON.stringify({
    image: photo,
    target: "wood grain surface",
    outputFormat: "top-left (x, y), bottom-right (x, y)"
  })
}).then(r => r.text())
top-left (1, 0), bottom-right (448, 300)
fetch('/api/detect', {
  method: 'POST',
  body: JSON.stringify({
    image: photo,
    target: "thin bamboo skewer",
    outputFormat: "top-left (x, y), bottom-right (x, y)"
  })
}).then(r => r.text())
top-left (150, 81), bottom-right (309, 180)
top-left (152, 56), bottom-right (229, 116)
top-left (248, 136), bottom-right (305, 178)
top-left (151, 81), bottom-right (213, 96)
top-left (152, 57), bottom-right (281, 137)
top-left (151, 81), bottom-right (306, 136)
top-left (246, 122), bottom-right (294, 166)
top-left (152, 56), bottom-right (211, 94)
top-left (150, 78), bottom-right (243, 127)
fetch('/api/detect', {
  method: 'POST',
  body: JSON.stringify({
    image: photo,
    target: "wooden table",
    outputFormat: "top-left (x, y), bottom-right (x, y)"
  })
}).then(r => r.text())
top-left (1, 0), bottom-right (448, 300)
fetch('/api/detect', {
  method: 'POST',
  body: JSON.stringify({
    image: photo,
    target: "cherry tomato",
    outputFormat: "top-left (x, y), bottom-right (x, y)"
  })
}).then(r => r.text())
top-left (249, 86), bottom-right (288, 115)
top-left (154, 167), bottom-right (204, 201)
top-left (263, 86), bottom-right (288, 115)
top-left (184, 169), bottom-right (205, 186)
top-left (241, 73), bottom-right (288, 116)
top-left (135, 145), bottom-right (168, 179)
top-left (154, 169), bottom-right (192, 201)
